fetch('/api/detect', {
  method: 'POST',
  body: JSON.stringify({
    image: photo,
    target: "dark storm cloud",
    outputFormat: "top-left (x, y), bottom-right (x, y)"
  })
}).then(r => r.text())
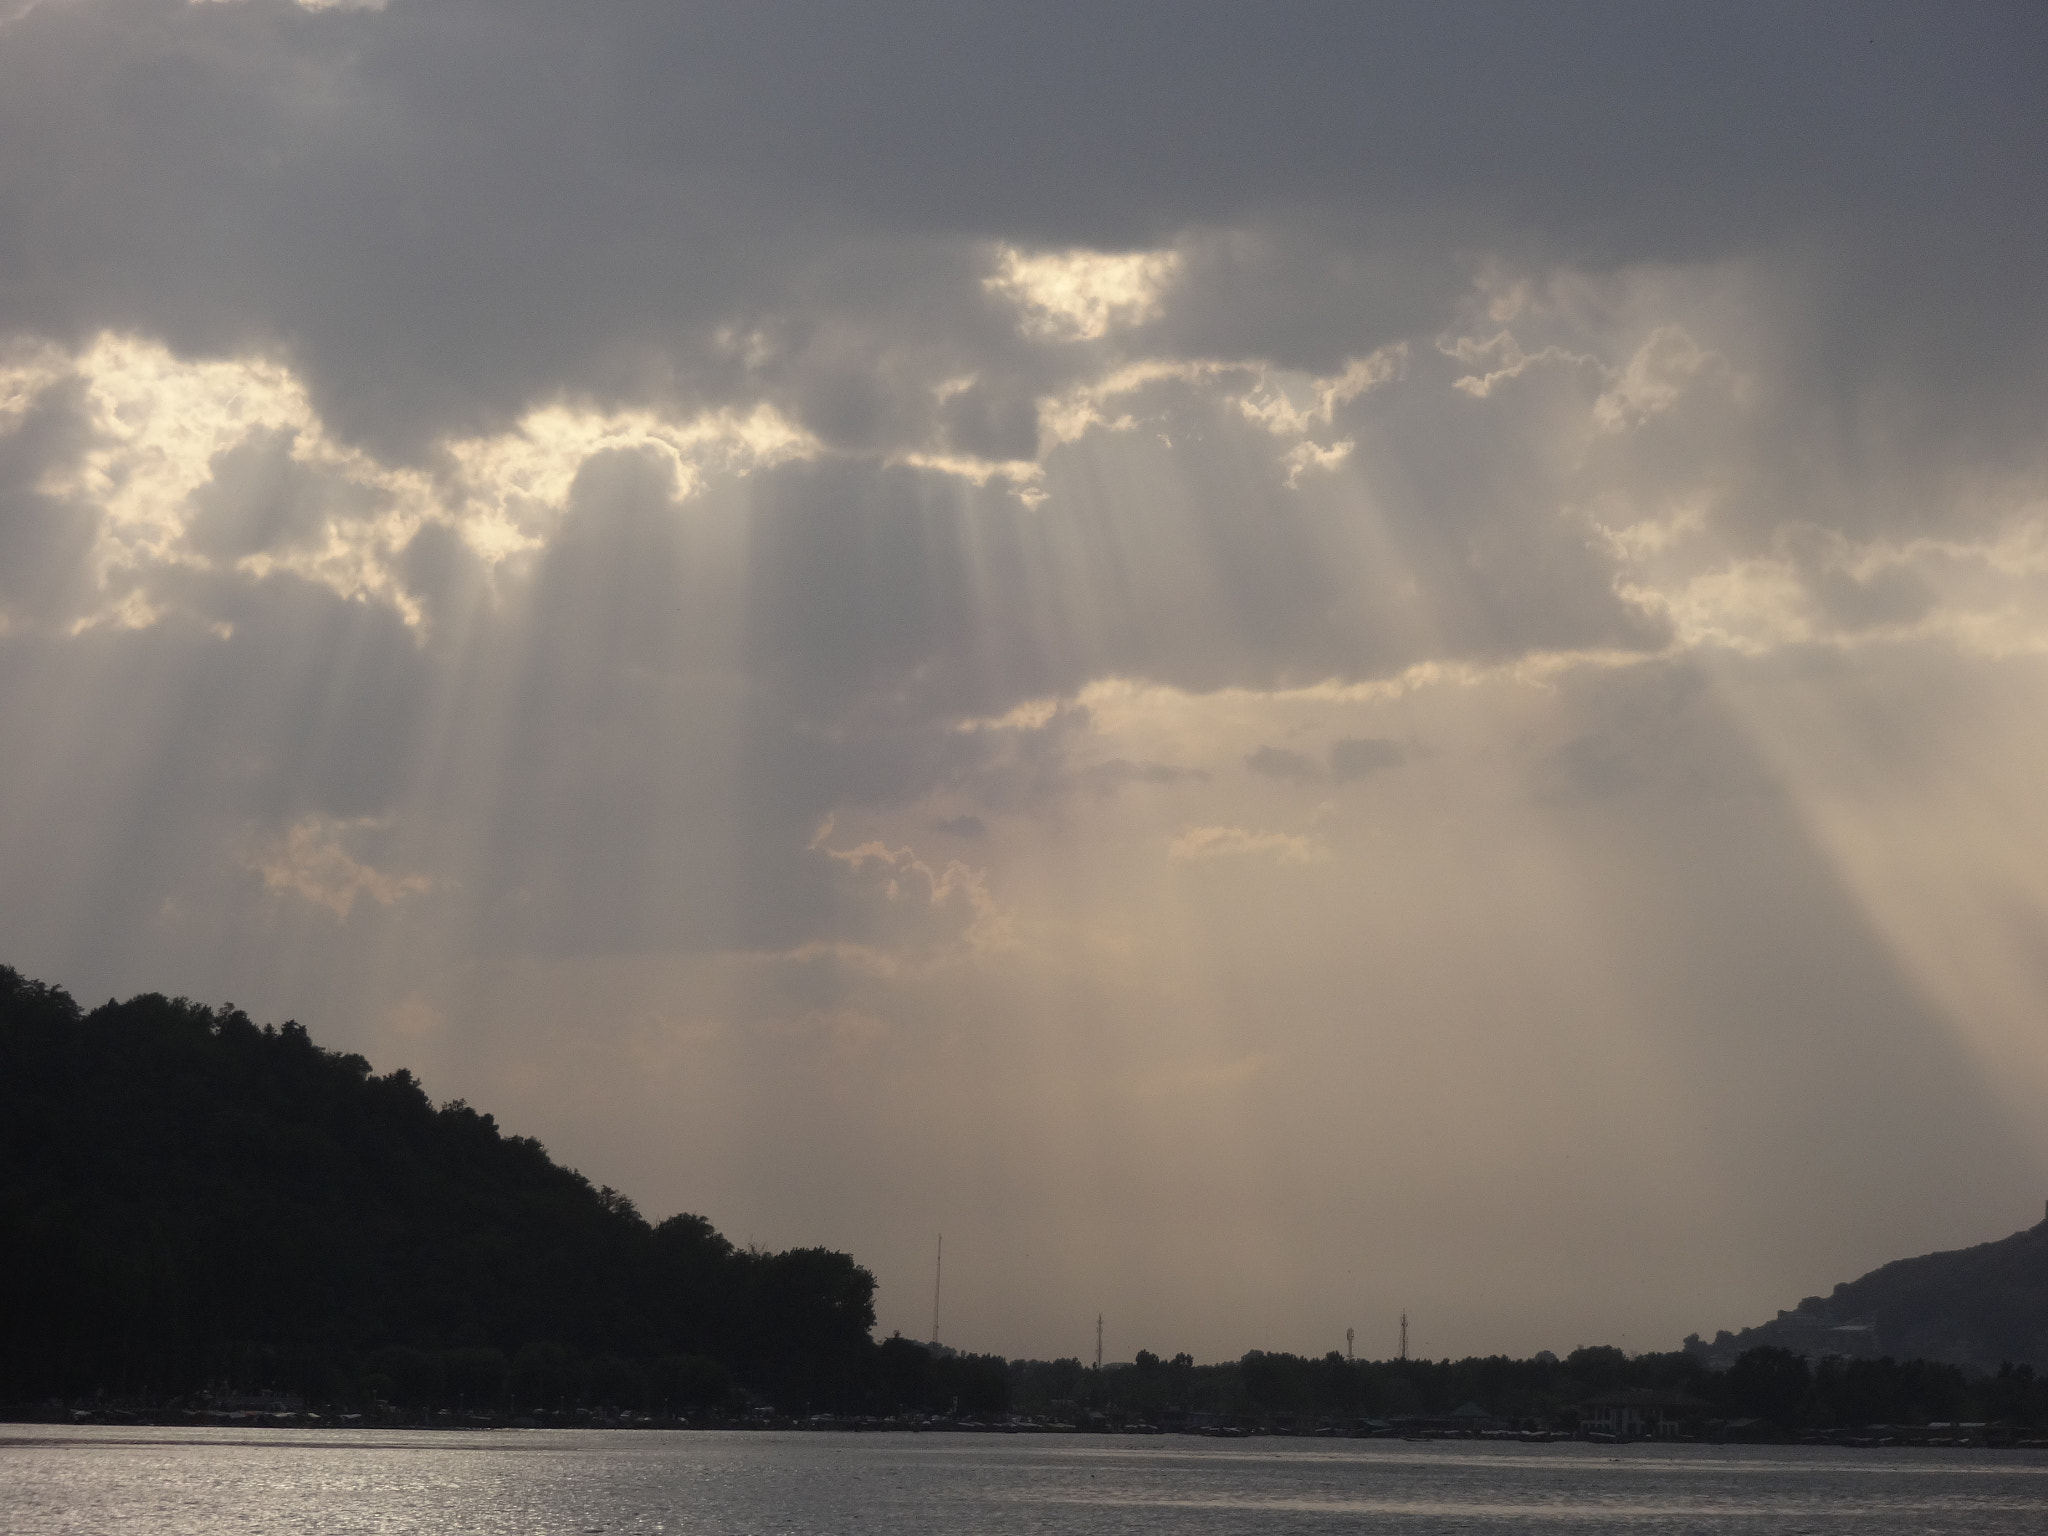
top-left (0, 2), bottom-right (2035, 719)
top-left (0, 0), bottom-right (2040, 457)
top-left (0, 0), bottom-right (2042, 955)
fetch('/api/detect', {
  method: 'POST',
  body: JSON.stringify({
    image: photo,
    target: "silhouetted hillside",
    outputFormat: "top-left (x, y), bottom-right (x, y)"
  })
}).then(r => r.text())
top-left (1695, 1214), bottom-right (2048, 1371)
top-left (0, 965), bottom-right (875, 1411)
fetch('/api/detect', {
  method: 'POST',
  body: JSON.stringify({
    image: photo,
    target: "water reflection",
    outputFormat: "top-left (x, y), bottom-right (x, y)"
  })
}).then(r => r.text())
top-left (5, 1426), bottom-right (2047, 1535)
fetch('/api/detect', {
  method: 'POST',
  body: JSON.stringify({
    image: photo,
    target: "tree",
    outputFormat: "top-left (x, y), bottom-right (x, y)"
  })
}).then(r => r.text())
top-left (444, 1347), bottom-right (509, 1409)
top-left (363, 1345), bottom-right (442, 1407)
top-left (1726, 1346), bottom-right (1810, 1426)
top-left (0, 964), bottom-right (885, 1412)
top-left (512, 1342), bottom-right (586, 1411)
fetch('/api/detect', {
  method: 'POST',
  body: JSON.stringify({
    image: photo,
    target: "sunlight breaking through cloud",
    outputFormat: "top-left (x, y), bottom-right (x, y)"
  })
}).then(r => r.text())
top-left (985, 245), bottom-right (1182, 341)
top-left (8, 335), bottom-right (821, 633)
top-left (4, 0), bottom-right (2047, 1365)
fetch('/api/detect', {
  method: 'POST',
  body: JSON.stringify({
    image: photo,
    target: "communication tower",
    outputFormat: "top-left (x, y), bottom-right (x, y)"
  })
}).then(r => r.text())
top-left (1346, 1326), bottom-right (1354, 1363)
top-left (1095, 1313), bottom-right (1104, 1371)
top-left (1400, 1311), bottom-right (1408, 1361)
top-left (930, 1235), bottom-right (942, 1346)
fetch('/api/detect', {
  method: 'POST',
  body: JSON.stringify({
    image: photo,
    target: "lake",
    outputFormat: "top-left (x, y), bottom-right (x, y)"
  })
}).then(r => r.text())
top-left (5, 1425), bottom-right (2045, 1533)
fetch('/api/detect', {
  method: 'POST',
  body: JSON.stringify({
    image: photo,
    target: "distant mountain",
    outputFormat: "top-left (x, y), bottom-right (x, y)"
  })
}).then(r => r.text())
top-left (0, 965), bottom-right (877, 1411)
top-left (1695, 1212), bottom-right (2048, 1372)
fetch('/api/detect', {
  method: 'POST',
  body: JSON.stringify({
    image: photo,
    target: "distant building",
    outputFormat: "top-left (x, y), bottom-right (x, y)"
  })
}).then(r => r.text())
top-left (1578, 1389), bottom-right (1707, 1440)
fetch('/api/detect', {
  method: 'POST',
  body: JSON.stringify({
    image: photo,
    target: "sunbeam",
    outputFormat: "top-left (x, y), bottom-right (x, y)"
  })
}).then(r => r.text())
top-left (3, 2), bottom-right (2046, 1374)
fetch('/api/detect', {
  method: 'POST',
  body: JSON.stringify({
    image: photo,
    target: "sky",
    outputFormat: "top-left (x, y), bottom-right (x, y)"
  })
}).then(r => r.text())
top-left (3, 0), bottom-right (2048, 1364)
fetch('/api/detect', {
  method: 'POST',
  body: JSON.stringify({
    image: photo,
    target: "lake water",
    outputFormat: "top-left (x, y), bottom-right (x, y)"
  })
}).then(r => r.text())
top-left (5, 1425), bottom-right (2046, 1534)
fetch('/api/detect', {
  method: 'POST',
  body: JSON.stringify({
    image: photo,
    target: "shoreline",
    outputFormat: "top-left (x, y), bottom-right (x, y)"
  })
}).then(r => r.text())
top-left (7, 1410), bottom-right (2045, 1451)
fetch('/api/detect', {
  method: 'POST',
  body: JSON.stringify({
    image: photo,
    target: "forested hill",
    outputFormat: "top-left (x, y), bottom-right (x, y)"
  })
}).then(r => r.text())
top-left (0, 965), bottom-right (875, 1412)
top-left (1698, 1214), bottom-right (2048, 1371)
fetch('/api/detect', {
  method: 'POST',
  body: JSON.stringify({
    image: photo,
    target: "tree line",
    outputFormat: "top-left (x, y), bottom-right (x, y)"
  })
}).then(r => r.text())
top-left (989, 1344), bottom-right (2045, 1430)
top-left (809, 1339), bottom-right (2047, 1430)
top-left (6, 962), bottom-right (2042, 1428)
top-left (0, 966), bottom-right (872, 1414)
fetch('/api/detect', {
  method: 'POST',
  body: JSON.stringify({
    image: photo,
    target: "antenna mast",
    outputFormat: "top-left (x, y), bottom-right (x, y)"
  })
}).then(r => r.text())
top-left (1095, 1314), bottom-right (1104, 1371)
top-left (1400, 1312), bottom-right (1408, 1361)
top-left (930, 1235), bottom-right (942, 1346)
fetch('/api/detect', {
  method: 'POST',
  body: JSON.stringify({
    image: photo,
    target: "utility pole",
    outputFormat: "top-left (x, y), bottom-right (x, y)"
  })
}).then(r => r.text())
top-left (931, 1235), bottom-right (943, 1346)
top-left (1400, 1312), bottom-right (1408, 1361)
top-left (1095, 1314), bottom-right (1104, 1371)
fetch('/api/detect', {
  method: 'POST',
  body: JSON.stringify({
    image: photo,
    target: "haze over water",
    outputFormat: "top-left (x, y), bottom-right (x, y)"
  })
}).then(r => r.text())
top-left (9, 1427), bottom-right (2048, 1536)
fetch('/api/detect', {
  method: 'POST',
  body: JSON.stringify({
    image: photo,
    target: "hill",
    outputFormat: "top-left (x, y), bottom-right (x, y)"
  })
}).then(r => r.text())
top-left (0, 965), bottom-right (875, 1413)
top-left (1694, 1213), bottom-right (2048, 1372)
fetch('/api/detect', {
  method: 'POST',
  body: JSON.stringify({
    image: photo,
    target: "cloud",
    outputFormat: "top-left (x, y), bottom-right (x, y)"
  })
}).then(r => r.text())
top-left (1328, 737), bottom-right (1405, 779)
top-left (805, 831), bottom-right (1016, 970)
top-left (984, 245), bottom-right (1181, 342)
top-left (1235, 348), bottom-right (1406, 439)
top-left (193, 1), bottom-right (386, 10)
top-left (1082, 759), bottom-right (1206, 792)
top-left (1167, 825), bottom-right (1332, 865)
top-left (1443, 332), bottom-right (1603, 400)
top-left (1247, 738), bottom-right (1405, 783)
top-left (241, 815), bottom-right (429, 920)
top-left (1592, 325), bottom-right (1740, 432)
top-left (0, 333), bottom-right (819, 637)
top-left (1245, 745), bottom-right (1320, 783)
top-left (2, 0), bottom-right (2047, 1366)
top-left (936, 702), bottom-right (1207, 819)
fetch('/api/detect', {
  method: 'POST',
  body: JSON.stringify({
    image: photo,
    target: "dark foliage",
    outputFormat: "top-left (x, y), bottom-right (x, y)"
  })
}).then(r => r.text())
top-left (0, 966), bottom-right (874, 1411)
top-left (1808, 1354), bottom-right (1970, 1427)
top-left (872, 1336), bottom-right (1011, 1416)
top-left (1724, 1345), bottom-right (1810, 1424)
top-left (995, 1343), bottom-right (2040, 1430)
top-left (9, 962), bottom-right (2042, 1432)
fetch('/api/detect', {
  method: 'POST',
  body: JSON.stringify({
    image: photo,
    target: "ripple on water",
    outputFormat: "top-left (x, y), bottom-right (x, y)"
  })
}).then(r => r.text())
top-left (4, 1426), bottom-right (2047, 1535)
